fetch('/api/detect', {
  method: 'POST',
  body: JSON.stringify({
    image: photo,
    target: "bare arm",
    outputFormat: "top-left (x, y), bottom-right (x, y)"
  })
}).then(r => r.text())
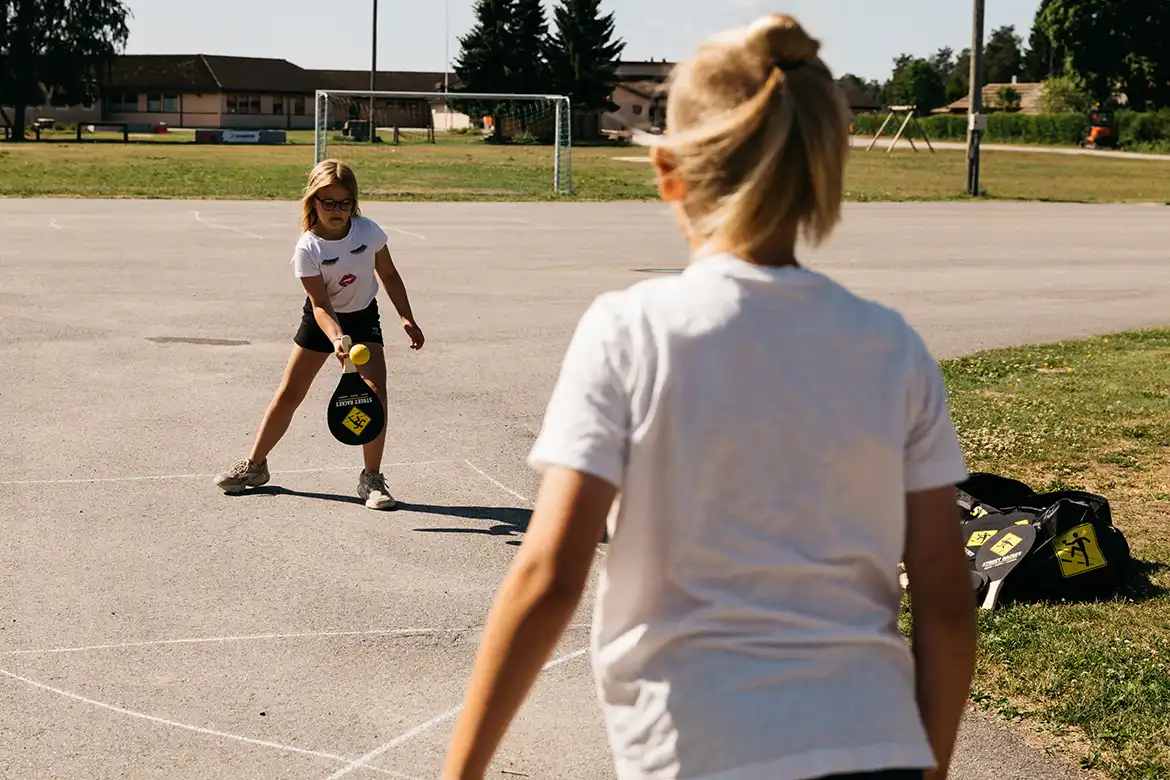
top-left (300, 274), bottom-right (345, 351)
top-left (903, 485), bottom-right (978, 780)
top-left (440, 467), bottom-right (615, 780)
top-left (374, 246), bottom-right (424, 349)
top-left (374, 245), bottom-right (415, 323)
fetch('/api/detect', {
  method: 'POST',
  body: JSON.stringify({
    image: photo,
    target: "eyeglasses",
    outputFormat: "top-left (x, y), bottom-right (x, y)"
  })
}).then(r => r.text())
top-left (316, 197), bottom-right (355, 212)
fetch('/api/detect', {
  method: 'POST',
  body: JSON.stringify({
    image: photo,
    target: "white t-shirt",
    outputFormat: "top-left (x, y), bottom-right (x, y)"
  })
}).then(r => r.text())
top-left (291, 215), bottom-right (388, 313)
top-left (528, 253), bottom-right (968, 780)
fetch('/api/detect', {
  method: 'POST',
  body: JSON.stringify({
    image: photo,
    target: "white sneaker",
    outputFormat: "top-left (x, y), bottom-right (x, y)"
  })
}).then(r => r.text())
top-left (358, 470), bottom-right (396, 510)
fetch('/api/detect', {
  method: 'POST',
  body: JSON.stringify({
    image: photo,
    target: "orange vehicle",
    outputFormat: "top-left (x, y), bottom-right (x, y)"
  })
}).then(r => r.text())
top-left (1082, 103), bottom-right (1119, 149)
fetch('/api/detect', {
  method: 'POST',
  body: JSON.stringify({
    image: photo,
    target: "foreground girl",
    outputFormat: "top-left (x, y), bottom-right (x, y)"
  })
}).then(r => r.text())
top-left (441, 14), bottom-right (976, 780)
top-left (215, 159), bottom-right (424, 509)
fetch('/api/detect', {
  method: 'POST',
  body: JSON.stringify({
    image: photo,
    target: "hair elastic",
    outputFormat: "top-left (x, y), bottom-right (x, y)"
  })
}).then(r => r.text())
top-left (774, 59), bottom-right (807, 72)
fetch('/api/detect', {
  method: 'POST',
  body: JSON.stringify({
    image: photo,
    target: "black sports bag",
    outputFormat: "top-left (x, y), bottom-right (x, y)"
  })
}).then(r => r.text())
top-left (956, 473), bottom-right (1132, 607)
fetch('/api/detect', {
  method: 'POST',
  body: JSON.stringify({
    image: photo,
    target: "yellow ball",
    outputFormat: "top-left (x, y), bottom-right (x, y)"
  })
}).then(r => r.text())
top-left (349, 344), bottom-right (370, 366)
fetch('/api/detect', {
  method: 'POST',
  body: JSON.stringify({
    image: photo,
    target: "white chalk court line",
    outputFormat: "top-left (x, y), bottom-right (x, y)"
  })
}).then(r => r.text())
top-left (192, 210), bottom-right (265, 240)
top-left (1, 627), bottom-right (469, 656)
top-left (391, 227), bottom-right (427, 241)
top-left (0, 667), bottom-right (418, 778)
top-left (0, 459), bottom-right (457, 486)
top-left (49, 218), bottom-right (64, 230)
top-left (322, 646), bottom-right (590, 779)
top-left (461, 460), bottom-right (532, 505)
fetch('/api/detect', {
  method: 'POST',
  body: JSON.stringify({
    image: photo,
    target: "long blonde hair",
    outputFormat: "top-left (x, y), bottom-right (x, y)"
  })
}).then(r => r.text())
top-left (300, 159), bottom-right (362, 232)
top-left (637, 14), bottom-right (850, 258)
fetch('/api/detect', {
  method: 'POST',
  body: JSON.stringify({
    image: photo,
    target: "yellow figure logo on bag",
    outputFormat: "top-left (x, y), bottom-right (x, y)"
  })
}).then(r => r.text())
top-left (1056, 524), bottom-right (1108, 578)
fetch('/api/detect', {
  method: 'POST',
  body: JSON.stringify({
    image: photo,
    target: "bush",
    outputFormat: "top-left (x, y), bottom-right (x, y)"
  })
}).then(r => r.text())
top-left (1117, 109), bottom-right (1170, 150)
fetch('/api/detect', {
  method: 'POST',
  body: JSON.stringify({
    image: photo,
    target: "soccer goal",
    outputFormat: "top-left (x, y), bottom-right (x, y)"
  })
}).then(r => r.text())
top-left (314, 90), bottom-right (573, 196)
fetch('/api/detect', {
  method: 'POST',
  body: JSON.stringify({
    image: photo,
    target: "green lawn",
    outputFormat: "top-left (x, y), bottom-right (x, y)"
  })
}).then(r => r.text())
top-left (905, 330), bottom-right (1170, 779)
top-left (2, 133), bottom-right (1170, 202)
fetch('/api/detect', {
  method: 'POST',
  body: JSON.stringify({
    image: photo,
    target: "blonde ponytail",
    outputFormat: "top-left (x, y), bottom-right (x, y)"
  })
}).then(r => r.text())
top-left (638, 14), bottom-right (850, 257)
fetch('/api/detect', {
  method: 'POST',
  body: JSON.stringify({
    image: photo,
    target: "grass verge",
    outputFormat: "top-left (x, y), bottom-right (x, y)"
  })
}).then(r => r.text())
top-left (914, 329), bottom-right (1170, 779)
top-left (1, 137), bottom-right (1170, 202)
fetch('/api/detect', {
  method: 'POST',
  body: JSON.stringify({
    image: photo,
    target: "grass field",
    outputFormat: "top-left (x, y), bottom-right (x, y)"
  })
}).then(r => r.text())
top-left (910, 330), bottom-right (1170, 780)
top-left (3, 134), bottom-right (1170, 202)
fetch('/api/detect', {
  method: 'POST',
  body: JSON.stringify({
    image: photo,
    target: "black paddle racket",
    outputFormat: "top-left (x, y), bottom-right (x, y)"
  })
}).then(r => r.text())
top-left (327, 335), bottom-right (385, 446)
top-left (975, 523), bottom-right (1038, 610)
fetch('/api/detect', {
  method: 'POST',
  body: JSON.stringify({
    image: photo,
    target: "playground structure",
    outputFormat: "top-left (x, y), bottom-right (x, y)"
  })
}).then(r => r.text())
top-left (866, 105), bottom-right (936, 153)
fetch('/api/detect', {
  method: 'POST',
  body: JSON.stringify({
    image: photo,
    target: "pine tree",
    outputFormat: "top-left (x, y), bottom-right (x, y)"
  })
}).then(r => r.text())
top-left (510, 0), bottom-right (551, 95)
top-left (452, 0), bottom-right (518, 132)
top-left (547, 0), bottom-right (625, 120)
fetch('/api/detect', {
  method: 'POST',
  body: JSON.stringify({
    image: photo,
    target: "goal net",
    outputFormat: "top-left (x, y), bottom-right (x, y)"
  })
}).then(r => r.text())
top-left (314, 90), bottom-right (573, 197)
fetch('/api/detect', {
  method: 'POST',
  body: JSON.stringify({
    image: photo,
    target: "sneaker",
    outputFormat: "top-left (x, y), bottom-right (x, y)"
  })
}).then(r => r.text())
top-left (214, 458), bottom-right (270, 494)
top-left (358, 470), bottom-right (396, 510)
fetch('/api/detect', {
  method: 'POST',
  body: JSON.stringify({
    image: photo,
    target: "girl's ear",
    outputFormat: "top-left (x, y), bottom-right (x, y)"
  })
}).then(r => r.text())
top-left (651, 146), bottom-right (686, 203)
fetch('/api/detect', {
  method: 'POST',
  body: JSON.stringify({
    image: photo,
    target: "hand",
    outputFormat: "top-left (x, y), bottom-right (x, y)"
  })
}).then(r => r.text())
top-left (403, 319), bottom-right (425, 350)
top-left (332, 337), bottom-right (348, 365)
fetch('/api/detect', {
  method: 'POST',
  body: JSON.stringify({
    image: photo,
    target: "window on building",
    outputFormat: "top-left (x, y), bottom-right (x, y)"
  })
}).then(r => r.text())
top-left (633, 104), bottom-right (643, 116)
top-left (272, 96), bottom-right (284, 115)
top-left (163, 94), bottom-right (179, 112)
top-left (227, 94), bottom-right (263, 115)
top-left (294, 96), bottom-right (307, 116)
top-left (147, 94), bottom-right (162, 112)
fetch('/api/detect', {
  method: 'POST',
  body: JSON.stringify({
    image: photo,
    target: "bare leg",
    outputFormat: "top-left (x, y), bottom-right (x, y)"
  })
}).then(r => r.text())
top-left (249, 345), bottom-right (330, 464)
top-left (356, 343), bottom-right (389, 474)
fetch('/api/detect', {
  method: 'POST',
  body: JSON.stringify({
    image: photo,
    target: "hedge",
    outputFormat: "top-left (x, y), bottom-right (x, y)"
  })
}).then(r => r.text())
top-left (851, 110), bottom-right (1170, 150)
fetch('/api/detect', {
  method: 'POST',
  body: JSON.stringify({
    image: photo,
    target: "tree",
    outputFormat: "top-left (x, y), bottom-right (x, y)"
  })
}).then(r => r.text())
top-left (546, 0), bottom-right (625, 123)
top-left (996, 85), bottom-right (1022, 112)
top-left (510, 0), bottom-right (551, 96)
top-left (984, 25), bottom-right (1023, 84)
top-left (1022, 0), bottom-right (1065, 81)
top-left (452, 0), bottom-right (519, 136)
top-left (945, 48), bottom-right (972, 103)
top-left (838, 74), bottom-right (883, 107)
top-left (0, 0), bottom-right (130, 141)
top-left (1038, 0), bottom-right (1134, 105)
top-left (931, 47), bottom-right (956, 84)
top-left (1037, 75), bottom-right (1092, 113)
top-left (885, 55), bottom-right (948, 114)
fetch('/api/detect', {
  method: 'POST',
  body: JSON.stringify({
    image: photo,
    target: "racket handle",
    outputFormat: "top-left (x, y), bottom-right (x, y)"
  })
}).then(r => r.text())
top-left (340, 335), bottom-right (352, 351)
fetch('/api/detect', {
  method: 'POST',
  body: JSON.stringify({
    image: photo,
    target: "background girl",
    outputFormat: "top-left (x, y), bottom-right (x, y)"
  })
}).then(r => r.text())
top-left (215, 159), bottom-right (424, 509)
top-left (440, 13), bottom-right (976, 780)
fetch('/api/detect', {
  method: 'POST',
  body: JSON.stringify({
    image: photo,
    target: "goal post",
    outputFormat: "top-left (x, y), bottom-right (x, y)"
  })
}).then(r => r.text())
top-left (313, 89), bottom-right (573, 196)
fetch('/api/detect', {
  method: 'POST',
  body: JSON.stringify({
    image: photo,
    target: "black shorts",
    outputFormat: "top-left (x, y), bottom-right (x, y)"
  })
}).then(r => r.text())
top-left (294, 297), bottom-right (385, 353)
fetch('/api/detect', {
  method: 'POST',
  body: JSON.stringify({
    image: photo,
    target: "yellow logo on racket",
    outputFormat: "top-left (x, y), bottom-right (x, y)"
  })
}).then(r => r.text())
top-left (343, 407), bottom-right (372, 435)
top-left (990, 533), bottom-right (1024, 557)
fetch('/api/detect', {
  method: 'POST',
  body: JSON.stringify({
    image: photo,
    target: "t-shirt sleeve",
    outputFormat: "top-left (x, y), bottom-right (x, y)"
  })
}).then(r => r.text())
top-left (527, 294), bottom-right (632, 490)
top-left (904, 329), bottom-right (968, 493)
top-left (367, 218), bottom-right (389, 253)
top-left (292, 243), bottom-right (320, 278)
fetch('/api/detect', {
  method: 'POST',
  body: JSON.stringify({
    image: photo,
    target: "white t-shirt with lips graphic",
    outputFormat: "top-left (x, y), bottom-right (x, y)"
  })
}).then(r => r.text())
top-left (291, 215), bottom-right (388, 313)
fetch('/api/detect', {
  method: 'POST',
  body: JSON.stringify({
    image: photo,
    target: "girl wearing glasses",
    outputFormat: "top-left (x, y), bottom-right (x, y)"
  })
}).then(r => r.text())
top-left (215, 159), bottom-right (425, 509)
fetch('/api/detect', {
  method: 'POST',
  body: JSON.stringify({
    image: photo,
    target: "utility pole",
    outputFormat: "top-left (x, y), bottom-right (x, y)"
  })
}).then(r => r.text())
top-left (444, 0), bottom-right (451, 131)
top-left (370, 0), bottom-right (378, 143)
top-left (966, 0), bottom-right (986, 196)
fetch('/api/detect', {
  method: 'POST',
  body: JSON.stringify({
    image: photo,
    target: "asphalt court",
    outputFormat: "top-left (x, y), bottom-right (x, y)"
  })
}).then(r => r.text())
top-left (2, 198), bottom-right (1168, 780)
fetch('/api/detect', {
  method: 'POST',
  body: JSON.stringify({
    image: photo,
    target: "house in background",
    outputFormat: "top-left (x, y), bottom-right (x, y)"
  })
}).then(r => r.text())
top-left (99, 54), bottom-right (319, 131)
top-left (940, 81), bottom-right (1048, 115)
